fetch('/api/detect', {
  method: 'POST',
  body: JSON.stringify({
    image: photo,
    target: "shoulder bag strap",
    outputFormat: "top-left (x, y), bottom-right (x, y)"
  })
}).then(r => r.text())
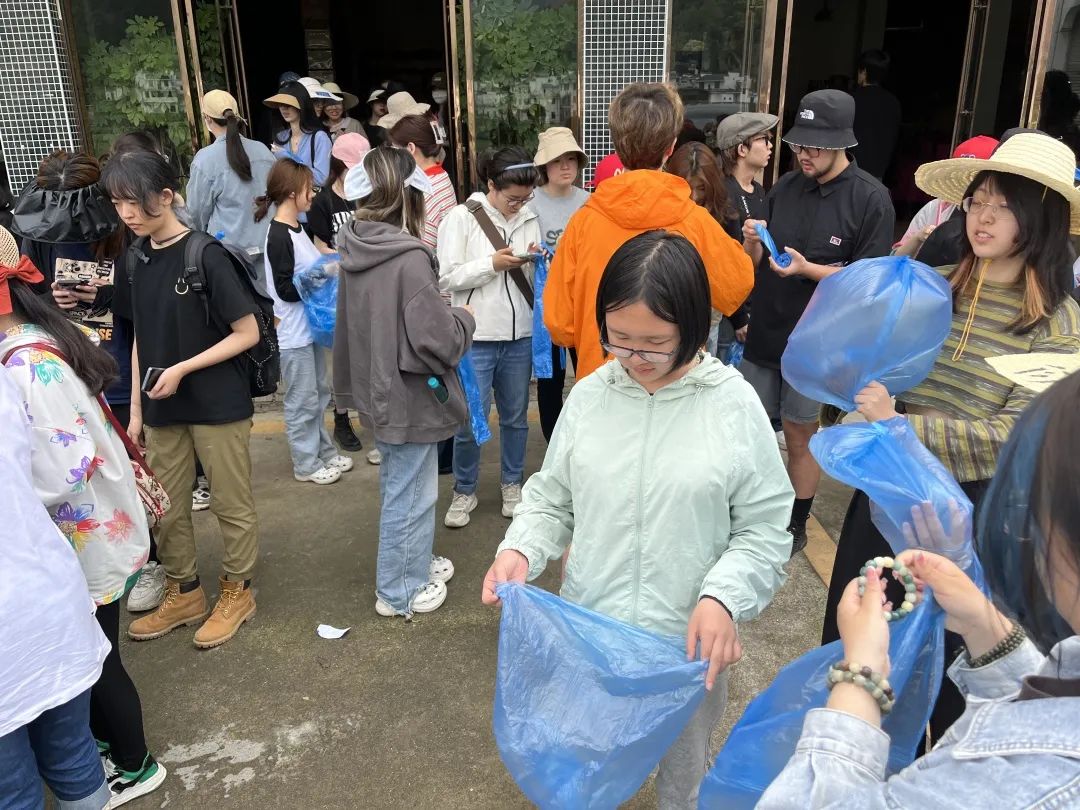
top-left (1, 340), bottom-right (151, 470)
top-left (465, 200), bottom-right (534, 309)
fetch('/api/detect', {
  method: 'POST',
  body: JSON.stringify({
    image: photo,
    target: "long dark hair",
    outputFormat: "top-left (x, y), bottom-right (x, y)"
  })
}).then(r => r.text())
top-left (7, 277), bottom-right (118, 395)
top-left (34, 150), bottom-right (126, 262)
top-left (950, 170), bottom-right (1073, 333)
top-left (273, 81), bottom-right (326, 147)
top-left (978, 370), bottom-right (1080, 651)
top-left (210, 109), bottom-right (252, 182)
top-left (666, 142), bottom-right (737, 224)
top-left (100, 150), bottom-right (180, 217)
top-left (596, 230), bottom-right (711, 369)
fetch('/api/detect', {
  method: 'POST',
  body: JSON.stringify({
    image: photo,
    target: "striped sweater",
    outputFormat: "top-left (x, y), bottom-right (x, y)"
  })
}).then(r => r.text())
top-left (899, 266), bottom-right (1080, 482)
top-left (422, 166), bottom-right (458, 251)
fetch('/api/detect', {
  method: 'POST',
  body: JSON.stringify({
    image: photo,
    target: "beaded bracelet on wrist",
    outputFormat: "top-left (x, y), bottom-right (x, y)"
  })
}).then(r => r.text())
top-left (858, 556), bottom-right (920, 622)
top-left (827, 661), bottom-right (895, 714)
top-left (966, 623), bottom-right (1026, 669)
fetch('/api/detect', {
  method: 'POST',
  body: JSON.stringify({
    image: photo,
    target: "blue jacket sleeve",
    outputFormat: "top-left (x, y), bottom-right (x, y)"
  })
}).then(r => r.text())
top-left (311, 132), bottom-right (332, 187)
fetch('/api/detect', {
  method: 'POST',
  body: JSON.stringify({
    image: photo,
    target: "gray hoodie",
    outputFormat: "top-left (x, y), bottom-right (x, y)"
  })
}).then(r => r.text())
top-left (334, 219), bottom-right (475, 445)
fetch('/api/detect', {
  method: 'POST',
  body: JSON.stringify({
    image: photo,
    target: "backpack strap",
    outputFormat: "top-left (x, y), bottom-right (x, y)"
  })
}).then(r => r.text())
top-left (465, 200), bottom-right (534, 309)
top-left (183, 231), bottom-right (216, 326)
top-left (125, 235), bottom-right (150, 286)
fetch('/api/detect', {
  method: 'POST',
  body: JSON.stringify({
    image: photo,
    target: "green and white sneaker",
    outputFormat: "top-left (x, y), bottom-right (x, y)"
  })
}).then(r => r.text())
top-left (106, 753), bottom-right (167, 808)
top-left (96, 739), bottom-right (117, 779)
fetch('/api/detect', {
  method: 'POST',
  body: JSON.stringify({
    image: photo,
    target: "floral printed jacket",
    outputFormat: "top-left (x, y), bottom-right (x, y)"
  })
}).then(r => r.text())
top-left (1, 324), bottom-right (149, 605)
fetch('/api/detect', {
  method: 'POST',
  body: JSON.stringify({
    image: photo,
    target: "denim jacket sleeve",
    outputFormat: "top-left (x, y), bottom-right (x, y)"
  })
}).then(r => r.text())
top-left (948, 638), bottom-right (1045, 701)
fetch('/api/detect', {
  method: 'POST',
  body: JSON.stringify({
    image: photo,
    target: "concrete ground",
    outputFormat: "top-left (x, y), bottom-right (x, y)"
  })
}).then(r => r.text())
top-left (119, 402), bottom-right (851, 809)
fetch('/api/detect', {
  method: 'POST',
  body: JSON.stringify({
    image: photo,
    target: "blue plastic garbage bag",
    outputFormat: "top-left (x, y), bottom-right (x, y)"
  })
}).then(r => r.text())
top-left (293, 253), bottom-right (340, 348)
top-left (781, 256), bottom-right (953, 412)
top-left (724, 340), bottom-right (744, 368)
top-left (532, 245), bottom-right (560, 379)
top-left (458, 352), bottom-right (492, 445)
top-left (698, 594), bottom-right (946, 809)
top-left (810, 417), bottom-right (981, 577)
top-left (494, 583), bottom-right (707, 809)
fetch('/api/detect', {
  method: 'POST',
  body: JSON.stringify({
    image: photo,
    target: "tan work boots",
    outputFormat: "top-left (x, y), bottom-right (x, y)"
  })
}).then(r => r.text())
top-left (128, 577), bottom-right (255, 648)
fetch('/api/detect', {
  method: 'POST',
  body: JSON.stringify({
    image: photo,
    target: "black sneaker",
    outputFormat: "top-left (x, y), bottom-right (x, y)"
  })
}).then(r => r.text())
top-left (106, 753), bottom-right (167, 808)
top-left (333, 412), bottom-right (363, 451)
top-left (788, 522), bottom-right (808, 558)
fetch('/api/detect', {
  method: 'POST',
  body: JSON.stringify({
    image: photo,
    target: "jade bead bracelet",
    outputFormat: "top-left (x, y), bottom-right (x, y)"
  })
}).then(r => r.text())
top-left (857, 556), bottom-right (920, 622)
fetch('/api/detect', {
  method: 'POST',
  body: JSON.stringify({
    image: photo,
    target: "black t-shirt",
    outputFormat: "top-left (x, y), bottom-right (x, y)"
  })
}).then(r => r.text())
top-left (131, 233), bottom-right (257, 427)
top-left (744, 161), bottom-right (895, 368)
top-left (22, 239), bottom-right (134, 405)
top-left (723, 175), bottom-right (767, 239)
top-left (306, 187), bottom-right (354, 250)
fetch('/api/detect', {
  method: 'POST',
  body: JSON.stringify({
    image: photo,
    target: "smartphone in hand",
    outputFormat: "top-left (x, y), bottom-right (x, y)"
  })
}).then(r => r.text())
top-left (141, 367), bottom-right (166, 393)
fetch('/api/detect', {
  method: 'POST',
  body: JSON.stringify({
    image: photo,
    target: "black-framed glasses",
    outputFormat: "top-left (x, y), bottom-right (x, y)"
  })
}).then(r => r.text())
top-left (789, 144), bottom-right (825, 158)
top-left (601, 341), bottom-right (677, 364)
top-left (962, 196), bottom-right (1015, 221)
top-left (500, 190), bottom-right (534, 207)
top-left (750, 133), bottom-right (774, 145)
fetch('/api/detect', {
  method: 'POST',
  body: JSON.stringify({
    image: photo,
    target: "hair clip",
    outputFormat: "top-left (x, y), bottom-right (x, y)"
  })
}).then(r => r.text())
top-left (502, 162), bottom-right (536, 172)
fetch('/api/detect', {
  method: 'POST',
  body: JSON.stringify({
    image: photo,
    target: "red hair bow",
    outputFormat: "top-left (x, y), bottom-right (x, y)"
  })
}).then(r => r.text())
top-left (0, 256), bottom-right (45, 316)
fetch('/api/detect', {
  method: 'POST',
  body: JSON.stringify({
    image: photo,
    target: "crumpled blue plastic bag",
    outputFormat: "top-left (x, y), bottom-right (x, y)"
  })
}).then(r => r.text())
top-left (698, 595), bottom-right (946, 809)
top-left (494, 583), bottom-right (707, 809)
top-left (810, 417), bottom-right (979, 576)
top-left (532, 245), bottom-right (562, 380)
top-left (293, 253), bottom-right (340, 348)
top-left (458, 352), bottom-right (491, 445)
top-left (781, 255), bottom-right (953, 412)
top-left (724, 340), bottom-right (744, 368)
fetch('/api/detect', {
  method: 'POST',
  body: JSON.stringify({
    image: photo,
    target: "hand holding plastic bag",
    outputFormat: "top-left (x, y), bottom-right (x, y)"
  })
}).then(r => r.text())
top-left (293, 253), bottom-right (340, 348)
top-left (494, 583), bottom-right (707, 809)
top-left (782, 256), bottom-right (953, 412)
top-left (698, 595), bottom-right (946, 809)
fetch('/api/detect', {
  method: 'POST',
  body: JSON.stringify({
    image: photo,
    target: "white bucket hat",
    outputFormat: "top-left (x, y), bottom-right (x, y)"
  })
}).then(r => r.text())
top-left (915, 131), bottom-right (1080, 234)
top-left (377, 92), bottom-right (431, 130)
top-left (299, 76), bottom-right (341, 102)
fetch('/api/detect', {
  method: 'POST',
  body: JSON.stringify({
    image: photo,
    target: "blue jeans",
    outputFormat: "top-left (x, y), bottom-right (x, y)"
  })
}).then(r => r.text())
top-left (375, 440), bottom-right (439, 615)
top-left (281, 343), bottom-right (336, 477)
top-left (452, 338), bottom-right (532, 495)
top-left (0, 690), bottom-right (110, 810)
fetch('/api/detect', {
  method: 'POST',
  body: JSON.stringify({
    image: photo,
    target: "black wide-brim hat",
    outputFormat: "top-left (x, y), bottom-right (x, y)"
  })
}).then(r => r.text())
top-left (11, 181), bottom-right (121, 244)
top-left (782, 89), bottom-right (858, 151)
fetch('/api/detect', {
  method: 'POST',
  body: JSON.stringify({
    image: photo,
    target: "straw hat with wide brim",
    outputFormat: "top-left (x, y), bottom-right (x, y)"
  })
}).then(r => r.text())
top-left (534, 127), bottom-right (587, 166)
top-left (377, 92), bottom-right (431, 130)
top-left (0, 225), bottom-right (19, 268)
top-left (263, 92), bottom-right (301, 110)
top-left (322, 82), bottom-right (359, 111)
top-left (915, 131), bottom-right (1080, 234)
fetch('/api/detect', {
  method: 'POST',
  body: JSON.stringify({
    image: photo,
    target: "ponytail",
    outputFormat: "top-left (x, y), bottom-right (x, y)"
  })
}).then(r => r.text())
top-left (220, 111), bottom-right (253, 182)
top-left (253, 194), bottom-right (272, 223)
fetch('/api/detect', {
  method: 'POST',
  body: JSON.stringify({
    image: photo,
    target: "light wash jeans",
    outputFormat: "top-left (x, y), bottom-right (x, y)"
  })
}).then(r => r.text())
top-left (280, 343), bottom-right (336, 477)
top-left (375, 440), bottom-right (439, 615)
top-left (452, 337), bottom-right (532, 495)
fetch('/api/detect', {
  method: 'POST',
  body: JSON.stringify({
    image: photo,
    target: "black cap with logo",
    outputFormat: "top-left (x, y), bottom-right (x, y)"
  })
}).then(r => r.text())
top-left (782, 89), bottom-right (858, 150)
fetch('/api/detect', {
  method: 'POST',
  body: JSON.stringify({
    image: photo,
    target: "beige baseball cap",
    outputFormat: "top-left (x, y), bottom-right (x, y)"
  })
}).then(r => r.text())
top-left (202, 89), bottom-right (243, 121)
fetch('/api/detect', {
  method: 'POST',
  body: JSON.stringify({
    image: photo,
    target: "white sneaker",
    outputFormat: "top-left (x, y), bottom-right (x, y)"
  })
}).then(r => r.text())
top-left (501, 483), bottom-right (522, 518)
top-left (325, 454), bottom-right (354, 473)
top-left (366, 448), bottom-right (382, 465)
top-left (294, 466), bottom-right (342, 485)
top-left (430, 555), bottom-right (454, 583)
top-left (444, 491), bottom-right (478, 528)
top-left (191, 479), bottom-right (210, 512)
top-left (126, 561), bottom-right (166, 613)
top-left (375, 580), bottom-right (448, 616)
top-left (776, 430), bottom-right (787, 451)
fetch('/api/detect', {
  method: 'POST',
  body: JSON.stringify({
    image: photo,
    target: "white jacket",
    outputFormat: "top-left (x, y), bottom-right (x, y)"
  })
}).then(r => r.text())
top-left (436, 192), bottom-right (541, 341)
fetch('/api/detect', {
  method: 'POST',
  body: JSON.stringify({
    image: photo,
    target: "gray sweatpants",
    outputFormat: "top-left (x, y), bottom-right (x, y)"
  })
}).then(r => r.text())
top-left (655, 670), bottom-right (729, 809)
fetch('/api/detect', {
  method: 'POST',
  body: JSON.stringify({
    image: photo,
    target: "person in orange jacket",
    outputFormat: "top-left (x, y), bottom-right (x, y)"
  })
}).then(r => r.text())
top-left (544, 83), bottom-right (753, 380)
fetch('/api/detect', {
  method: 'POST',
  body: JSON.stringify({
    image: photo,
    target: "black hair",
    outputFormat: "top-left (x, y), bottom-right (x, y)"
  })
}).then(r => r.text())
top-left (595, 230), bottom-right (711, 369)
top-left (977, 370), bottom-right (1080, 651)
top-left (950, 169), bottom-right (1073, 333)
top-left (100, 150), bottom-right (179, 217)
top-left (858, 49), bottom-right (890, 84)
top-left (273, 81), bottom-right (327, 147)
top-left (327, 156), bottom-right (348, 189)
top-left (110, 130), bottom-right (165, 159)
top-left (478, 146), bottom-right (539, 191)
top-left (8, 278), bottom-right (118, 396)
top-left (210, 109), bottom-right (253, 182)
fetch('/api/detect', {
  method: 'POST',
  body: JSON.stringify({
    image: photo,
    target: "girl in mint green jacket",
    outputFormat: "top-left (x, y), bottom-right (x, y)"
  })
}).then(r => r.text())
top-left (482, 230), bottom-right (794, 807)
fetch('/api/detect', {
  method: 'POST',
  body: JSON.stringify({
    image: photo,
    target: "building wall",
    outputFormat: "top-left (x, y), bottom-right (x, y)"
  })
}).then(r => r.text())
top-left (0, 0), bottom-right (82, 192)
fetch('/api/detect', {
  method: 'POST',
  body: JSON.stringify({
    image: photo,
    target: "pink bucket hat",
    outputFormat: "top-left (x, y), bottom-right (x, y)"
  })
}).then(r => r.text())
top-left (331, 133), bottom-right (371, 170)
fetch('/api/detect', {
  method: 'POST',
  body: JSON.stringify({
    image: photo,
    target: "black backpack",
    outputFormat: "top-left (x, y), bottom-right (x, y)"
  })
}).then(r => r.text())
top-left (127, 232), bottom-right (280, 397)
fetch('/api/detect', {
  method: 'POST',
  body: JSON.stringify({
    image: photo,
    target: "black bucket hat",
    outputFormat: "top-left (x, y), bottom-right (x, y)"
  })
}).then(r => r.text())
top-left (11, 180), bottom-right (121, 244)
top-left (782, 89), bottom-right (857, 151)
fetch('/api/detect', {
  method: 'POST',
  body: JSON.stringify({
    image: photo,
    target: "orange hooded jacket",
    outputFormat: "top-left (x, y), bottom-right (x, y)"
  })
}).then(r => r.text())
top-left (543, 169), bottom-right (754, 379)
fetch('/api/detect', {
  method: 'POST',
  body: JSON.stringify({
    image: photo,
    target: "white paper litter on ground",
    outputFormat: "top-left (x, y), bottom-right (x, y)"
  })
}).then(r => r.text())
top-left (316, 624), bottom-right (351, 639)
